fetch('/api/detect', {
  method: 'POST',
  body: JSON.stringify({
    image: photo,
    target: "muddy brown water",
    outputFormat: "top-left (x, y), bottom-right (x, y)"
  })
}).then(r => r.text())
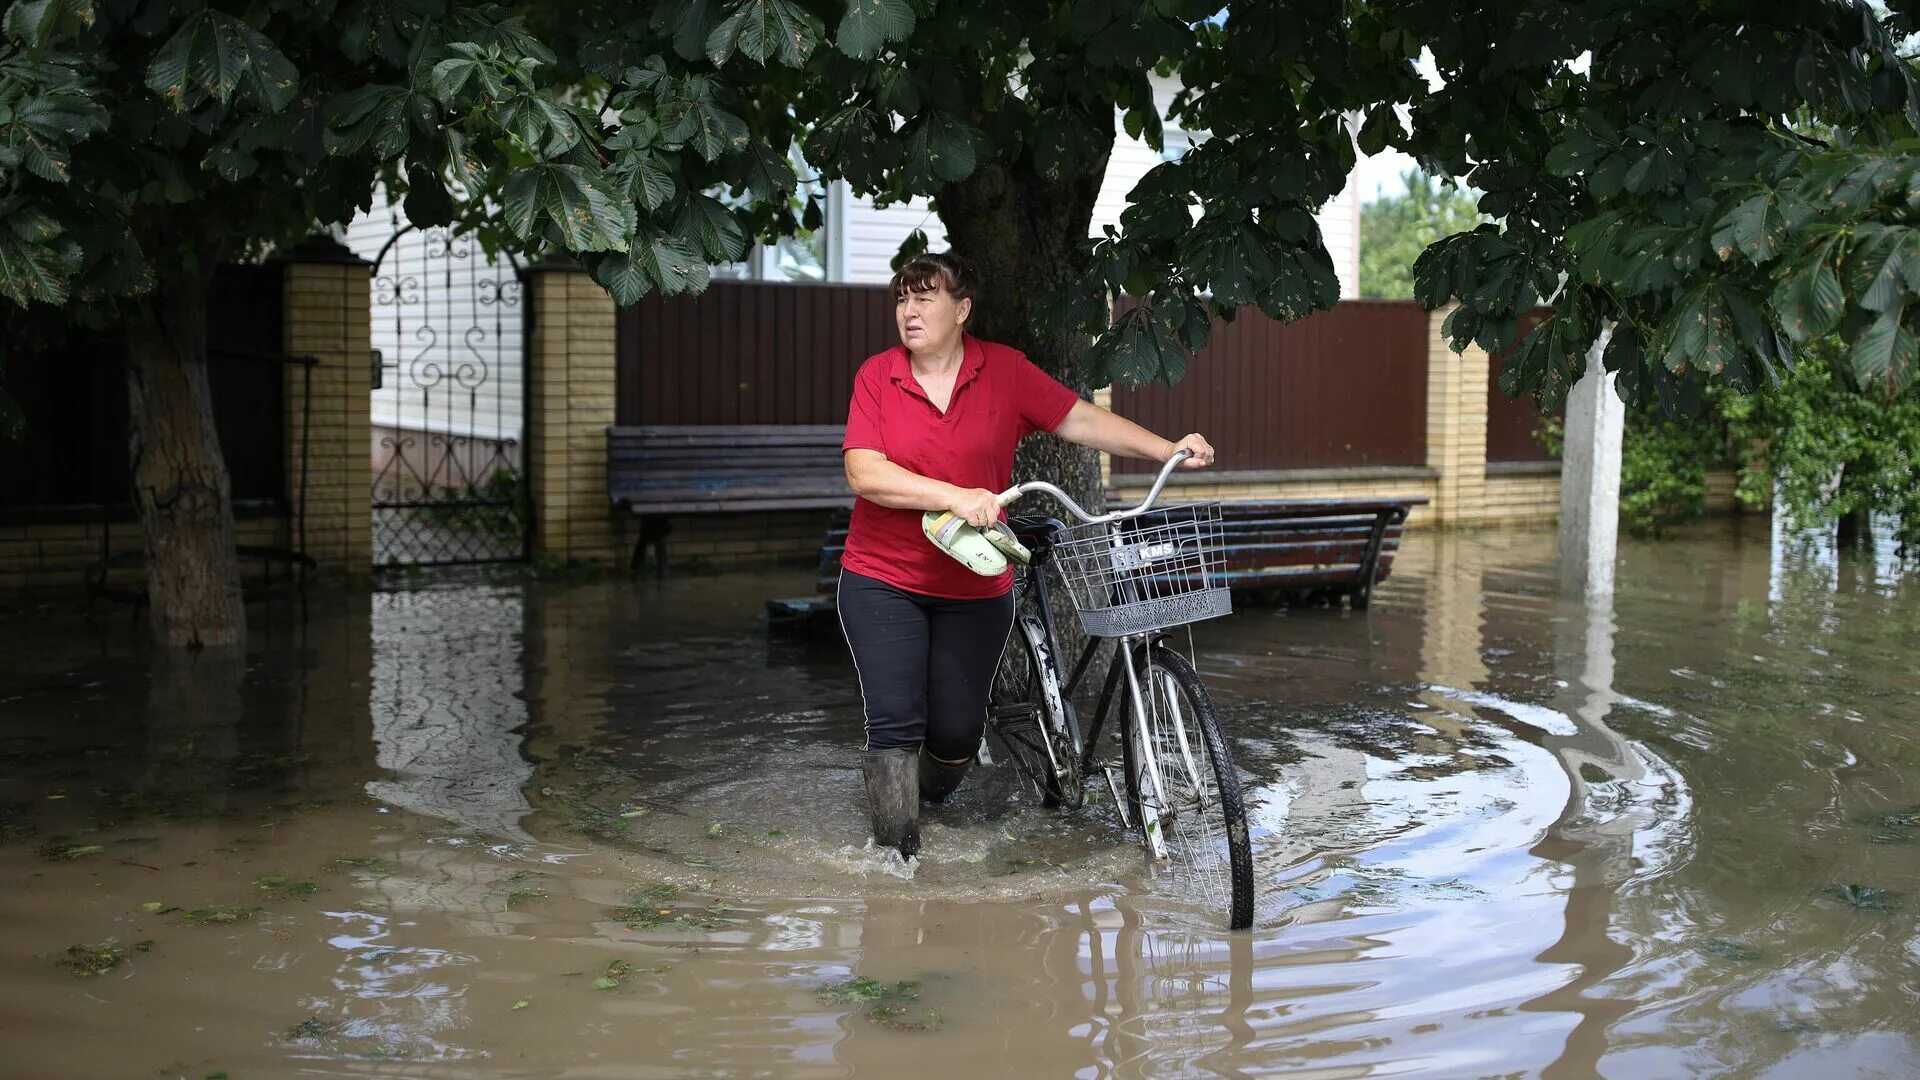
top-left (2, 521), bottom-right (1917, 1078)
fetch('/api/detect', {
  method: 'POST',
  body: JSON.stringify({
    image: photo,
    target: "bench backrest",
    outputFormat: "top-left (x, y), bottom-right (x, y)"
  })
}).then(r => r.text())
top-left (609, 424), bottom-right (852, 514)
top-left (809, 496), bottom-right (1426, 595)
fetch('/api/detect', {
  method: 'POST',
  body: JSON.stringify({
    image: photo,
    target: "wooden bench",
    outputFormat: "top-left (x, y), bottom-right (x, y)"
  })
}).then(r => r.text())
top-left (608, 424), bottom-right (852, 576)
top-left (767, 495), bottom-right (1426, 630)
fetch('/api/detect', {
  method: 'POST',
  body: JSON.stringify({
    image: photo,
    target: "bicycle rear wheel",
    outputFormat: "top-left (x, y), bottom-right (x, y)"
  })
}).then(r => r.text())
top-left (1122, 644), bottom-right (1254, 930)
top-left (990, 615), bottom-right (1084, 809)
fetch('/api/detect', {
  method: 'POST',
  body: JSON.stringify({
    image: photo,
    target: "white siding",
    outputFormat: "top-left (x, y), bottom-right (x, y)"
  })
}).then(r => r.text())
top-left (344, 191), bottom-right (526, 443)
top-left (1090, 75), bottom-right (1362, 298)
top-left (835, 189), bottom-right (948, 285)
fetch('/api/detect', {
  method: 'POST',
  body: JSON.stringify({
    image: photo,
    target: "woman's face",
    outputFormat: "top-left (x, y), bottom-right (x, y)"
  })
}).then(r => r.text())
top-left (896, 284), bottom-right (971, 357)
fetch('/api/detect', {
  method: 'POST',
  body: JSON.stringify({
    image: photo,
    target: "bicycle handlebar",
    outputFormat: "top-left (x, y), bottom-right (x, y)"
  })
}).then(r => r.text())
top-left (996, 449), bottom-right (1193, 524)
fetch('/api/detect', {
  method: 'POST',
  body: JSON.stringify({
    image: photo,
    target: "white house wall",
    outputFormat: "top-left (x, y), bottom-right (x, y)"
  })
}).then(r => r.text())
top-left (344, 194), bottom-right (527, 445)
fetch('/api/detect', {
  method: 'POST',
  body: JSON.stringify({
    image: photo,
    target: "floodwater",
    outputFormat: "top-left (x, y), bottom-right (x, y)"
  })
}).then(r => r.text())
top-left (2, 519), bottom-right (1917, 1078)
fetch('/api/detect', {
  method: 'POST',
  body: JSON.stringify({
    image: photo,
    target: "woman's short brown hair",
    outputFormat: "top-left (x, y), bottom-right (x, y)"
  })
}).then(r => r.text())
top-left (890, 251), bottom-right (979, 305)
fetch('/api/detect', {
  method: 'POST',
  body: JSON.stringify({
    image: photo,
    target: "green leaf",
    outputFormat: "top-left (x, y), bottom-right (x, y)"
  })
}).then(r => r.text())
top-left (1848, 302), bottom-right (1911, 390)
top-left (1712, 193), bottom-right (1787, 266)
top-left (659, 96), bottom-right (749, 162)
top-left (675, 193), bottom-right (748, 262)
top-left (804, 105), bottom-right (888, 186)
top-left (3, 0), bottom-right (93, 50)
top-left (1773, 259), bottom-right (1846, 344)
top-left (587, 249), bottom-right (651, 306)
top-left (1536, 126), bottom-right (1612, 177)
top-left (613, 148), bottom-right (678, 211)
top-left (726, 141), bottom-right (796, 202)
top-left (492, 94), bottom-right (582, 158)
top-left (838, 0), bottom-right (915, 59)
top-left (1355, 104), bottom-right (1403, 156)
top-left (500, 164), bottom-right (634, 252)
top-left (1847, 227), bottom-right (1909, 314)
top-left (0, 221), bottom-right (79, 304)
top-left (706, 0), bottom-right (823, 67)
top-left (898, 110), bottom-right (976, 191)
top-left (632, 228), bottom-right (709, 294)
top-left (145, 10), bottom-right (299, 113)
top-left (321, 85), bottom-right (413, 157)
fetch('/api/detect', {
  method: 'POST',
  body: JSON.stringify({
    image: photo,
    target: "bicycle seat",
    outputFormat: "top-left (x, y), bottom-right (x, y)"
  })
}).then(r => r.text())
top-left (1009, 516), bottom-right (1066, 546)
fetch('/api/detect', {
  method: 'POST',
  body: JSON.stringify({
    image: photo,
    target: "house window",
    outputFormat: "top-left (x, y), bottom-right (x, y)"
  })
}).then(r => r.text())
top-left (1160, 129), bottom-right (1194, 163)
top-left (711, 144), bottom-right (830, 282)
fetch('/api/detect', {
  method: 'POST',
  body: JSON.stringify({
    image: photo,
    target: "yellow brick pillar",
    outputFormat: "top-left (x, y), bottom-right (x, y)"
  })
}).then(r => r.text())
top-left (1424, 305), bottom-right (1491, 526)
top-left (524, 259), bottom-right (620, 565)
top-left (283, 237), bottom-right (373, 570)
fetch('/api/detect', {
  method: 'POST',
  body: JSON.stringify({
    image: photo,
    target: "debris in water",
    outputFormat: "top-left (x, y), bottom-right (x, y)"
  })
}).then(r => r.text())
top-left (332, 855), bottom-right (392, 876)
top-left (181, 907), bottom-right (254, 925)
top-left (511, 998), bottom-right (531, 1011)
top-left (1822, 884), bottom-right (1900, 910)
top-left (252, 875), bottom-right (318, 898)
top-left (1697, 939), bottom-right (1764, 962)
top-left (589, 957), bottom-right (665, 990)
top-left (285, 1015), bottom-right (338, 1041)
top-left (40, 841), bottom-right (104, 861)
top-left (817, 977), bottom-right (942, 1031)
top-left (56, 941), bottom-right (127, 977)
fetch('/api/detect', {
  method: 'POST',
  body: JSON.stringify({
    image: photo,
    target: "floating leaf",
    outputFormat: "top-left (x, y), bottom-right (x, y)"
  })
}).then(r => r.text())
top-left (1821, 883), bottom-right (1901, 910)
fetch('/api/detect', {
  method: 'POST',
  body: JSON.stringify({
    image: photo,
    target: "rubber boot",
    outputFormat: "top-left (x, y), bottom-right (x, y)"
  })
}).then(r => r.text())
top-left (861, 748), bottom-right (920, 858)
top-left (918, 746), bottom-right (972, 805)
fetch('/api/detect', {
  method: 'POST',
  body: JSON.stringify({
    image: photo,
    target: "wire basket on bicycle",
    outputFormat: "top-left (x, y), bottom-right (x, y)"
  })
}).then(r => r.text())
top-left (1050, 501), bottom-right (1232, 638)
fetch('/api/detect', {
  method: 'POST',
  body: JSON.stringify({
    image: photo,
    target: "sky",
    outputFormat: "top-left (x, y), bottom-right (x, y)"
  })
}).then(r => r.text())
top-left (1355, 146), bottom-right (1421, 204)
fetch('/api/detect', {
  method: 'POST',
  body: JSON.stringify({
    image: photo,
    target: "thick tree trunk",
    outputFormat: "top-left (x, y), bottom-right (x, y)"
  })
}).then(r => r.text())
top-left (940, 137), bottom-right (1114, 695)
top-left (939, 143), bottom-right (1112, 519)
top-left (125, 275), bottom-right (247, 648)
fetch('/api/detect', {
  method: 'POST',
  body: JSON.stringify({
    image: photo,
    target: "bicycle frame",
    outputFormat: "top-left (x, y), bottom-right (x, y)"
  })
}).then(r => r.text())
top-left (1015, 559), bottom-right (1175, 860)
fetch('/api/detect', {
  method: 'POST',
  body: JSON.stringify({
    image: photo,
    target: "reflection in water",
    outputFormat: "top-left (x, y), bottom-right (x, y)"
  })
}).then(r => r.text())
top-left (3, 525), bottom-right (1919, 1077)
top-left (366, 583), bottom-right (533, 838)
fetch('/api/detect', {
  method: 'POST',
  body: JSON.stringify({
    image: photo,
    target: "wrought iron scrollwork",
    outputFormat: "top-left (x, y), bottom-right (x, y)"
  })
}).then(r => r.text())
top-left (369, 222), bottom-right (527, 567)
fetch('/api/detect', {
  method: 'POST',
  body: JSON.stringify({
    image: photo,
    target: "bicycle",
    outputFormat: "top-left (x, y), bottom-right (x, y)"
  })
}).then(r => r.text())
top-left (982, 450), bottom-right (1255, 930)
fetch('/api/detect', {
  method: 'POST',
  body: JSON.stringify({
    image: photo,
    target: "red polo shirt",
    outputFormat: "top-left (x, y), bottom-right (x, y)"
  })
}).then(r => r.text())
top-left (841, 335), bottom-right (1081, 599)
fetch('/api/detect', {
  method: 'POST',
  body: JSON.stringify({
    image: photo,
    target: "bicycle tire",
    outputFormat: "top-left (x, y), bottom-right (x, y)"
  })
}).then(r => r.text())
top-left (1121, 644), bottom-right (1254, 930)
top-left (990, 615), bottom-right (1084, 809)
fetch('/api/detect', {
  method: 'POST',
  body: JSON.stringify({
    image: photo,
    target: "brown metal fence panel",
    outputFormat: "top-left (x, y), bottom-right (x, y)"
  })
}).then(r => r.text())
top-left (1110, 300), bottom-right (1430, 473)
top-left (617, 280), bottom-right (897, 426)
top-left (1485, 308), bottom-right (1558, 463)
top-left (0, 264), bottom-right (286, 518)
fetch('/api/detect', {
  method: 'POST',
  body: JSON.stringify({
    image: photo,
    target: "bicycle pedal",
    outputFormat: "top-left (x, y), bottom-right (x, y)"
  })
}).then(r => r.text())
top-left (1105, 766), bottom-right (1130, 827)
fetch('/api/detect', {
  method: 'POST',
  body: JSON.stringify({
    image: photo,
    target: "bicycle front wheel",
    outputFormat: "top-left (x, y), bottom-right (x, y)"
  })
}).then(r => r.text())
top-left (1123, 644), bottom-right (1254, 930)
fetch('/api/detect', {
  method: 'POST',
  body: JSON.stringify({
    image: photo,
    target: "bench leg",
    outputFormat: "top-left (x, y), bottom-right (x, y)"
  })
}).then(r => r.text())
top-left (1351, 511), bottom-right (1397, 610)
top-left (635, 516), bottom-right (672, 580)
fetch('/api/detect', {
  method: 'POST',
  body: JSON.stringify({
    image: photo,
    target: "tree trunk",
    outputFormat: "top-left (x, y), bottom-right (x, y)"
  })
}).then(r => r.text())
top-left (125, 274), bottom-right (247, 648)
top-left (939, 136), bottom-right (1114, 698)
top-left (939, 142), bottom-right (1112, 519)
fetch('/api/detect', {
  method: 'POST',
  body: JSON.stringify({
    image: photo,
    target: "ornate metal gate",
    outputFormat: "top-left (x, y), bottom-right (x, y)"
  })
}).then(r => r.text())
top-left (369, 226), bottom-right (528, 566)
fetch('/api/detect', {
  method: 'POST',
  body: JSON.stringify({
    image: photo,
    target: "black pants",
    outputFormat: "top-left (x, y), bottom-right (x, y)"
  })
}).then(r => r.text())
top-left (837, 570), bottom-right (1015, 759)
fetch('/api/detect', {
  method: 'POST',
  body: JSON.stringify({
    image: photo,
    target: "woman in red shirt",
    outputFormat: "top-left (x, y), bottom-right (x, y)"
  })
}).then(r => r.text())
top-left (841, 253), bottom-right (1214, 858)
